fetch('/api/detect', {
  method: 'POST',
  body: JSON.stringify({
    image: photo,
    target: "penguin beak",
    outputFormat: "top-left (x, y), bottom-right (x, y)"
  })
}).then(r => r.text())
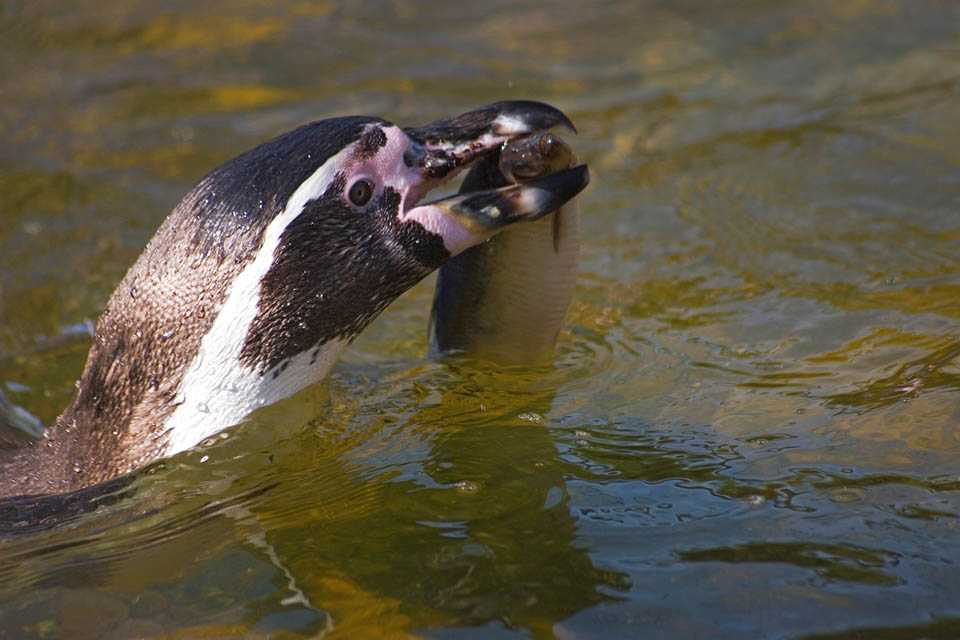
top-left (399, 101), bottom-right (587, 255)
top-left (420, 164), bottom-right (589, 233)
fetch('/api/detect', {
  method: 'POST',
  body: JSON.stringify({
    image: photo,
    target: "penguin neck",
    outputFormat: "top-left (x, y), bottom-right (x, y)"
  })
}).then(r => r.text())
top-left (31, 240), bottom-right (352, 494)
top-left (38, 140), bottom-right (366, 489)
top-left (45, 186), bottom-right (357, 484)
top-left (36, 216), bottom-right (261, 490)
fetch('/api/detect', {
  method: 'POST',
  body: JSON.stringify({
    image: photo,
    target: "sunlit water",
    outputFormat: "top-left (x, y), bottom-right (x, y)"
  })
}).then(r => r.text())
top-left (1, 1), bottom-right (959, 638)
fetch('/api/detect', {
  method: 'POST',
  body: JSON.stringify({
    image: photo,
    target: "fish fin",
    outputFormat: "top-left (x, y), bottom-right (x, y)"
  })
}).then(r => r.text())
top-left (0, 387), bottom-right (44, 448)
top-left (552, 209), bottom-right (563, 253)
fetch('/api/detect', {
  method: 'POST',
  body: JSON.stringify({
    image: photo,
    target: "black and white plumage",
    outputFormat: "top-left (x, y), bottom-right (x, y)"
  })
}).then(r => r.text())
top-left (0, 101), bottom-right (588, 498)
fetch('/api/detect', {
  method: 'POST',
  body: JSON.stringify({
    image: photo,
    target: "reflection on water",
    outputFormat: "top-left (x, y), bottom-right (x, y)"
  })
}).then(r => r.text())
top-left (2, 0), bottom-right (960, 637)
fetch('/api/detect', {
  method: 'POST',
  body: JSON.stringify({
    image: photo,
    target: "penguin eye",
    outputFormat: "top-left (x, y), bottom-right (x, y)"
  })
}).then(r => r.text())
top-left (348, 179), bottom-right (374, 207)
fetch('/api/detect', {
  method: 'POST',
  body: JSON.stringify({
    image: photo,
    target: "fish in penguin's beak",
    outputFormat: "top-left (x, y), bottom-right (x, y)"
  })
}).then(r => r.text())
top-left (393, 101), bottom-right (590, 256)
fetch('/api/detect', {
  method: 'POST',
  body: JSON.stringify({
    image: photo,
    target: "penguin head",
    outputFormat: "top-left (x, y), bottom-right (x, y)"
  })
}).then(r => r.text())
top-left (228, 101), bottom-right (589, 374)
top-left (255, 100), bottom-right (587, 271)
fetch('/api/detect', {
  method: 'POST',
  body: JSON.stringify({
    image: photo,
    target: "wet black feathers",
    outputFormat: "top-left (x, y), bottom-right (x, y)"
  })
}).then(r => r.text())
top-left (240, 179), bottom-right (449, 372)
top-left (183, 116), bottom-right (382, 261)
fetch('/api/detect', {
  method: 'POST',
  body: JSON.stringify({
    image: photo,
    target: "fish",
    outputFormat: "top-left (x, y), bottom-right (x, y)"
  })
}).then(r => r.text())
top-left (428, 131), bottom-right (581, 363)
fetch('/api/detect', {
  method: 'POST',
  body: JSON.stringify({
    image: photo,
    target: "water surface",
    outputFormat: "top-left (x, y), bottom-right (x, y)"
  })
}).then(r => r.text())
top-left (1, 1), bottom-right (959, 638)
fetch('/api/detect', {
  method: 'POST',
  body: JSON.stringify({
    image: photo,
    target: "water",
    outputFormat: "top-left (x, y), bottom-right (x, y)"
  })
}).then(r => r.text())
top-left (1, 1), bottom-right (959, 637)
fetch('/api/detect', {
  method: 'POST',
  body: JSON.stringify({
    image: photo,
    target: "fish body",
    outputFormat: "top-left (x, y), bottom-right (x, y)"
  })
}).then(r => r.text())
top-left (429, 132), bottom-right (581, 362)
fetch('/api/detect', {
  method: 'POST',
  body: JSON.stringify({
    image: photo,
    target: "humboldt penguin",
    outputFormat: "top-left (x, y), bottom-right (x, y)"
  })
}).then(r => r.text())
top-left (0, 101), bottom-right (588, 498)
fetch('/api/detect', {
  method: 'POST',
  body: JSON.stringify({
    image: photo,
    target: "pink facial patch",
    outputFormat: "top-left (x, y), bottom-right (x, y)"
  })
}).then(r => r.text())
top-left (348, 125), bottom-right (490, 256)
top-left (403, 204), bottom-right (479, 256)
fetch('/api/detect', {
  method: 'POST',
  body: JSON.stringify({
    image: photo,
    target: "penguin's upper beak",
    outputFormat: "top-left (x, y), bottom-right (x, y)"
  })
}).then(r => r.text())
top-left (400, 101), bottom-right (589, 255)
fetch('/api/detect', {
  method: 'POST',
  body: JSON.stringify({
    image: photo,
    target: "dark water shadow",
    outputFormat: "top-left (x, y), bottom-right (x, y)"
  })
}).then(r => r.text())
top-left (253, 358), bottom-right (632, 635)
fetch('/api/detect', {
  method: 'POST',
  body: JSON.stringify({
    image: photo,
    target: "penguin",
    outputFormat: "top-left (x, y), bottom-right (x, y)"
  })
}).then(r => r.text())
top-left (0, 101), bottom-right (589, 498)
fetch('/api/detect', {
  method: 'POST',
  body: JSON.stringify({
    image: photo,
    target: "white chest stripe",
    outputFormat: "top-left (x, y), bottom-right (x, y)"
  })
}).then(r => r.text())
top-left (162, 145), bottom-right (355, 456)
